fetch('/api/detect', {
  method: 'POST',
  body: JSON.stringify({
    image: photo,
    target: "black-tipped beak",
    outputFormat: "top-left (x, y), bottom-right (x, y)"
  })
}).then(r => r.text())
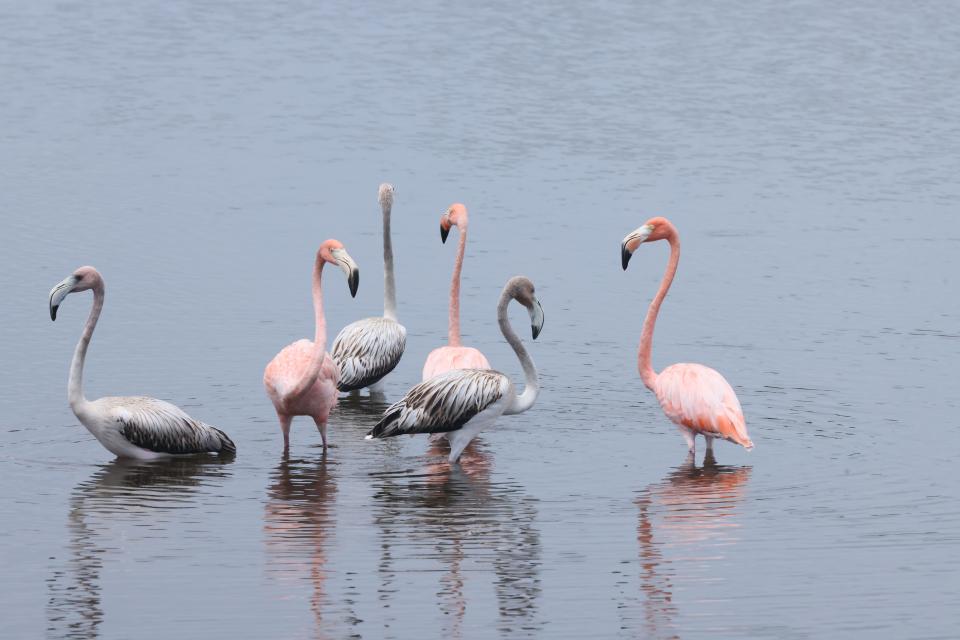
top-left (621, 242), bottom-right (632, 270)
top-left (530, 298), bottom-right (544, 340)
top-left (48, 275), bottom-right (78, 321)
top-left (441, 224), bottom-right (450, 244)
top-left (348, 268), bottom-right (359, 298)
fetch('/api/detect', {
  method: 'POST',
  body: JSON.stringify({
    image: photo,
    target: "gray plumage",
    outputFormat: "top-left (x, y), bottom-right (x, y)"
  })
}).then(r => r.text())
top-left (106, 397), bottom-right (236, 455)
top-left (331, 317), bottom-right (406, 392)
top-left (368, 369), bottom-right (508, 438)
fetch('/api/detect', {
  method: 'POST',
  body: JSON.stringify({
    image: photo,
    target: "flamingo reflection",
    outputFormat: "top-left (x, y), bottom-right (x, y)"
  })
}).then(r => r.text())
top-left (263, 452), bottom-right (344, 639)
top-left (628, 452), bottom-right (751, 639)
top-left (372, 440), bottom-right (541, 638)
top-left (46, 457), bottom-right (234, 639)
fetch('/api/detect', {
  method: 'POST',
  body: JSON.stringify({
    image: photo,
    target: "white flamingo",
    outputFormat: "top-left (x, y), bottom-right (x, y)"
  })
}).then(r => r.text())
top-left (332, 183), bottom-right (407, 393)
top-left (49, 266), bottom-right (235, 459)
top-left (366, 276), bottom-right (543, 463)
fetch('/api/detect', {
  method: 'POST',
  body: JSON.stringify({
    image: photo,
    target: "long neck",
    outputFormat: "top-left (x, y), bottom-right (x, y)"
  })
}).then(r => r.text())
top-left (447, 225), bottom-right (467, 346)
top-left (382, 200), bottom-right (398, 321)
top-left (500, 295), bottom-right (539, 416)
top-left (289, 255), bottom-right (328, 399)
top-left (638, 232), bottom-right (680, 390)
top-left (69, 283), bottom-right (104, 412)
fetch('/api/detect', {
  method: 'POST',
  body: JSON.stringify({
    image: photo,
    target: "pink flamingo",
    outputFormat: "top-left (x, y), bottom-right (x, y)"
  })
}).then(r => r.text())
top-left (264, 239), bottom-right (359, 450)
top-left (422, 203), bottom-right (491, 380)
top-left (621, 218), bottom-right (754, 453)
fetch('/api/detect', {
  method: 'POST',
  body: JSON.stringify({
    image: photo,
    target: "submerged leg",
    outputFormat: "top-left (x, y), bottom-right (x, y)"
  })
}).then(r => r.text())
top-left (313, 416), bottom-right (329, 449)
top-left (679, 426), bottom-right (696, 453)
top-left (446, 430), bottom-right (473, 464)
top-left (278, 413), bottom-right (292, 451)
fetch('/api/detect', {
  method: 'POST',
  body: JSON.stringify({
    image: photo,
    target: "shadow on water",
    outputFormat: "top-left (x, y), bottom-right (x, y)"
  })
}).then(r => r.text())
top-left (263, 451), bottom-right (354, 639)
top-left (371, 440), bottom-right (542, 639)
top-left (623, 452), bottom-right (752, 640)
top-left (45, 456), bottom-right (235, 640)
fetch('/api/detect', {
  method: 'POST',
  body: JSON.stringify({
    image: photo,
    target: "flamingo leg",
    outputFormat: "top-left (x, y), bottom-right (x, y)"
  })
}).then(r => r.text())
top-left (679, 426), bottom-right (696, 453)
top-left (368, 378), bottom-right (386, 394)
top-left (704, 435), bottom-right (715, 452)
top-left (278, 413), bottom-right (293, 451)
top-left (313, 416), bottom-right (330, 449)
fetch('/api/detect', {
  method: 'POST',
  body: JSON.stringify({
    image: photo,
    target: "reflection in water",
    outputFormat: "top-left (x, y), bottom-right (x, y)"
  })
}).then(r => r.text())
top-left (46, 457), bottom-right (234, 640)
top-left (263, 452), bottom-right (345, 639)
top-left (372, 441), bottom-right (542, 638)
top-left (628, 453), bottom-right (751, 639)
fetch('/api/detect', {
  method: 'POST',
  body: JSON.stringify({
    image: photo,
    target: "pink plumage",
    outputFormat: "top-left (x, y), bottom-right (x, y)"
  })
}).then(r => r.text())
top-left (622, 217), bottom-right (754, 453)
top-left (264, 239), bottom-right (359, 450)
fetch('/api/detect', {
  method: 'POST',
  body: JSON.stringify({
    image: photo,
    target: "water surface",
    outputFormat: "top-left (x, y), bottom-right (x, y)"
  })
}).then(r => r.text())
top-left (1, 1), bottom-right (958, 638)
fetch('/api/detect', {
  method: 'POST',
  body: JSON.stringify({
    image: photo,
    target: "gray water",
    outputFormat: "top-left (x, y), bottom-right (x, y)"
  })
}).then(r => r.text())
top-left (2, 1), bottom-right (958, 638)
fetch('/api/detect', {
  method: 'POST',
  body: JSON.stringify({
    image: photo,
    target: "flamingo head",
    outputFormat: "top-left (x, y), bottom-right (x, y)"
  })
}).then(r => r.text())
top-left (621, 216), bottom-right (673, 270)
top-left (49, 266), bottom-right (102, 321)
top-left (318, 239), bottom-right (359, 298)
top-left (440, 203), bottom-right (468, 244)
top-left (378, 183), bottom-right (395, 208)
top-left (506, 276), bottom-right (545, 340)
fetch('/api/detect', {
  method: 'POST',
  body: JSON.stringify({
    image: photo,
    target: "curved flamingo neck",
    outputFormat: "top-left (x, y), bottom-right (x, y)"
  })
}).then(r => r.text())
top-left (382, 199), bottom-right (398, 321)
top-left (638, 228), bottom-right (680, 391)
top-left (447, 222), bottom-right (468, 347)
top-left (69, 280), bottom-right (104, 412)
top-left (289, 253), bottom-right (328, 399)
top-left (499, 292), bottom-right (539, 416)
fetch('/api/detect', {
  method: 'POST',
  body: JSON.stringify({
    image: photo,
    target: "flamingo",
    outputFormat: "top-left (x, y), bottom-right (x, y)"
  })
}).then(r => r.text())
top-left (264, 239), bottom-right (359, 450)
top-left (48, 266), bottom-right (236, 459)
top-left (621, 217), bottom-right (754, 453)
top-left (331, 184), bottom-right (407, 393)
top-left (421, 203), bottom-right (491, 380)
top-left (367, 276), bottom-right (544, 463)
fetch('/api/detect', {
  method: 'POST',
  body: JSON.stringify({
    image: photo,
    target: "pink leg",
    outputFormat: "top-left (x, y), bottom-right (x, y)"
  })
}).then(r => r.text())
top-left (278, 413), bottom-right (292, 451)
top-left (679, 426), bottom-right (696, 453)
top-left (313, 416), bottom-right (329, 449)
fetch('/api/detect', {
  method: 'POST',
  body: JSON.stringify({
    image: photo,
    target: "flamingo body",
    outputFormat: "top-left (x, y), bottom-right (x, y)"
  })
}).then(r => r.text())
top-left (621, 217), bottom-right (754, 453)
top-left (264, 340), bottom-right (340, 420)
top-left (264, 239), bottom-right (359, 449)
top-left (422, 346), bottom-right (490, 381)
top-left (653, 363), bottom-right (752, 449)
top-left (331, 183), bottom-right (406, 393)
top-left (368, 276), bottom-right (544, 463)
top-left (422, 203), bottom-right (490, 380)
top-left (48, 266), bottom-right (235, 460)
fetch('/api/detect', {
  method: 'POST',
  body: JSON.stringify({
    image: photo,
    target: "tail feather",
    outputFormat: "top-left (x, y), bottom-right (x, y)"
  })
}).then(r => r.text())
top-left (367, 404), bottom-right (405, 439)
top-left (210, 426), bottom-right (236, 455)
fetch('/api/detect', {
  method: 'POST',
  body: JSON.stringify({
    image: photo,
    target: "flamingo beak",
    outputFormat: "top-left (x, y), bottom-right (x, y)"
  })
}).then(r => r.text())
top-left (440, 215), bottom-right (451, 244)
top-left (621, 225), bottom-right (653, 270)
top-left (528, 297), bottom-right (544, 340)
top-left (331, 248), bottom-right (359, 298)
top-left (49, 275), bottom-right (79, 321)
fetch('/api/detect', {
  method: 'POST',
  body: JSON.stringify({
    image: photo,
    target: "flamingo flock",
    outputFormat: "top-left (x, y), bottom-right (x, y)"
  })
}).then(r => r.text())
top-left (49, 184), bottom-right (753, 464)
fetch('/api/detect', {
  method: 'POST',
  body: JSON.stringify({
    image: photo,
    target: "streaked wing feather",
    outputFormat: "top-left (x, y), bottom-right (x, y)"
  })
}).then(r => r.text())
top-left (368, 369), bottom-right (507, 438)
top-left (332, 317), bottom-right (406, 391)
top-left (107, 397), bottom-right (236, 455)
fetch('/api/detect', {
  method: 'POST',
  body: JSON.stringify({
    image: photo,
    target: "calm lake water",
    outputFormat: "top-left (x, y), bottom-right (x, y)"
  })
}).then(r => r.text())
top-left (2, 1), bottom-right (959, 638)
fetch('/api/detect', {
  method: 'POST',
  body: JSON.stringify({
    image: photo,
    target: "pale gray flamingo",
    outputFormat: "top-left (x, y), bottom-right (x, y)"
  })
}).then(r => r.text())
top-left (331, 184), bottom-right (406, 392)
top-left (621, 217), bottom-right (754, 453)
top-left (48, 266), bottom-right (235, 459)
top-left (367, 276), bottom-right (543, 463)
top-left (264, 239), bottom-right (359, 450)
